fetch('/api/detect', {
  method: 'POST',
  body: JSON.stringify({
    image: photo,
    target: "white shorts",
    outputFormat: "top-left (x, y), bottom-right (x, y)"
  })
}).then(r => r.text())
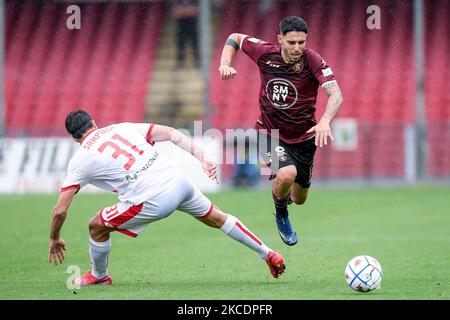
top-left (99, 175), bottom-right (213, 237)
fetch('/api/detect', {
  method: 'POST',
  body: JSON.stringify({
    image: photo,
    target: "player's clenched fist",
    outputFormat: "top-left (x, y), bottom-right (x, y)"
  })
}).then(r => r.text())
top-left (219, 65), bottom-right (237, 80)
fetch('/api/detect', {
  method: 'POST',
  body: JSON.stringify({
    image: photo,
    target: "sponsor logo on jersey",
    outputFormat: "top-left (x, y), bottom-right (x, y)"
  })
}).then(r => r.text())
top-left (265, 78), bottom-right (298, 110)
top-left (125, 173), bottom-right (138, 182)
top-left (125, 151), bottom-right (159, 183)
top-left (293, 61), bottom-right (303, 73)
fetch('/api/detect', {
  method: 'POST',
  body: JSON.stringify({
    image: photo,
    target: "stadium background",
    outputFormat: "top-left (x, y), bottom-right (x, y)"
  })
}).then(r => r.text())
top-left (0, 0), bottom-right (449, 301)
top-left (2, 0), bottom-right (449, 188)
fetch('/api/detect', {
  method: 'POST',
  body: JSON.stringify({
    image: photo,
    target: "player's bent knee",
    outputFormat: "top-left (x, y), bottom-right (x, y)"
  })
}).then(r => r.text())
top-left (88, 214), bottom-right (110, 236)
top-left (276, 168), bottom-right (296, 185)
top-left (88, 216), bottom-right (99, 231)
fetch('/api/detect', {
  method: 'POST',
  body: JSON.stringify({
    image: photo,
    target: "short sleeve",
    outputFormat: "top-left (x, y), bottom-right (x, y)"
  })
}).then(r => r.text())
top-left (305, 49), bottom-right (337, 87)
top-left (126, 123), bottom-right (155, 145)
top-left (241, 35), bottom-right (275, 64)
top-left (60, 159), bottom-right (88, 193)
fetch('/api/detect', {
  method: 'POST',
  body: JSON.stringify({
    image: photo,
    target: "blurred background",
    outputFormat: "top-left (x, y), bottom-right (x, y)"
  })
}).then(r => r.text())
top-left (0, 0), bottom-right (449, 193)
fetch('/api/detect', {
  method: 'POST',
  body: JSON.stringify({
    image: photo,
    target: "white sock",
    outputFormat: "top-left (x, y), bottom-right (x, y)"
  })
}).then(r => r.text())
top-left (220, 214), bottom-right (271, 260)
top-left (89, 237), bottom-right (111, 279)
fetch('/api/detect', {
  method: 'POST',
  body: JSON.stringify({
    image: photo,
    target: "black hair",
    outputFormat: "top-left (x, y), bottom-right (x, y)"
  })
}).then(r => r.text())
top-left (279, 16), bottom-right (308, 35)
top-left (65, 109), bottom-right (94, 139)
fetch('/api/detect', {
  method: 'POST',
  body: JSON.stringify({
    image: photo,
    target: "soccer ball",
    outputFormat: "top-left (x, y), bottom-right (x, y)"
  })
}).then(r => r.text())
top-left (344, 255), bottom-right (383, 292)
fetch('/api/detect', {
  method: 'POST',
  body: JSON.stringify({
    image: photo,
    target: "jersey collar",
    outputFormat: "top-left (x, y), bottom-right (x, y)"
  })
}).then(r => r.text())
top-left (80, 127), bottom-right (97, 144)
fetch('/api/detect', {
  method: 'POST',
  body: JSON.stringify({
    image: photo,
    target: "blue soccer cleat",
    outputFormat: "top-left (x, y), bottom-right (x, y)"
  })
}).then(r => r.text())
top-left (274, 212), bottom-right (298, 246)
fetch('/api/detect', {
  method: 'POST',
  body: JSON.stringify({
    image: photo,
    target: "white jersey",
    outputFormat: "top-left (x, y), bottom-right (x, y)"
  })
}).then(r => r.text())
top-left (61, 123), bottom-right (183, 204)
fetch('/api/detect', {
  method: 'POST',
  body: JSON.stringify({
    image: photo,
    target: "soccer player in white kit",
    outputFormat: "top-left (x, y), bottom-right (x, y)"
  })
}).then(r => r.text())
top-left (48, 110), bottom-right (285, 284)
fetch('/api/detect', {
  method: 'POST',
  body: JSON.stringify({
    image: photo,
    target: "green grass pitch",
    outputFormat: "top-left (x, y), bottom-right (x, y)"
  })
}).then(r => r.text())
top-left (0, 186), bottom-right (449, 300)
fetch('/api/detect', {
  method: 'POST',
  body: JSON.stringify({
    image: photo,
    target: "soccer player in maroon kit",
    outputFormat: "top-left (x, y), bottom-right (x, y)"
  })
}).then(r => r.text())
top-left (219, 16), bottom-right (344, 246)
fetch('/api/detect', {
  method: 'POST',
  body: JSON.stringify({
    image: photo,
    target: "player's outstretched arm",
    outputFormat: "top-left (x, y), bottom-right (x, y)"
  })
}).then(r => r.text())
top-left (150, 125), bottom-right (218, 182)
top-left (48, 188), bottom-right (76, 265)
top-left (219, 33), bottom-right (246, 80)
top-left (307, 81), bottom-right (344, 147)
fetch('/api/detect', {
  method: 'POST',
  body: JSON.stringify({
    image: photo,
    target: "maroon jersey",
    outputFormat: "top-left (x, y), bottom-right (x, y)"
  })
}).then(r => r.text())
top-left (241, 35), bottom-right (337, 144)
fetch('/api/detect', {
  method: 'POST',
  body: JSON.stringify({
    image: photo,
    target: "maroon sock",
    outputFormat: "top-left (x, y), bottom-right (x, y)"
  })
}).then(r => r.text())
top-left (272, 192), bottom-right (288, 218)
